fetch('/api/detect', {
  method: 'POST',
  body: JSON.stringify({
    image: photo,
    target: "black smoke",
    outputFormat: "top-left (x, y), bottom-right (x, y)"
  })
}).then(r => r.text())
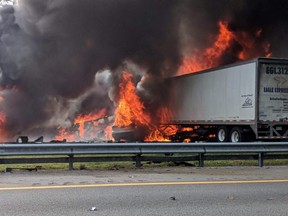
top-left (0, 0), bottom-right (288, 140)
top-left (0, 0), bottom-right (181, 139)
top-left (228, 1), bottom-right (288, 57)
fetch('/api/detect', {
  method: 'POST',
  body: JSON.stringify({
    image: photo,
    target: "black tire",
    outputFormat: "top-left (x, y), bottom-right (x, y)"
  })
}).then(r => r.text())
top-left (230, 127), bottom-right (244, 142)
top-left (217, 126), bottom-right (229, 142)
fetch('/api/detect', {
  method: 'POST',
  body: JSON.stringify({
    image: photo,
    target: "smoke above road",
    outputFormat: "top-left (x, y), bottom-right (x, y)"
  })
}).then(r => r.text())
top-left (0, 0), bottom-right (288, 140)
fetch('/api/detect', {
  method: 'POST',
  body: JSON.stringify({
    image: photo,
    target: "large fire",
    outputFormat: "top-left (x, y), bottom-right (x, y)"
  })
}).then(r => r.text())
top-left (179, 21), bottom-right (233, 74)
top-left (0, 19), bottom-right (274, 143)
top-left (178, 20), bottom-right (272, 75)
top-left (55, 108), bottom-right (112, 142)
top-left (113, 71), bottom-right (173, 142)
top-left (114, 72), bottom-right (150, 127)
top-left (144, 107), bottom-right (178, 142)
top-left (52, 20), bottom-right (274, 143)
top-left (54, 71), bottom-right (178, 142)
top-left (112, 20), bottom-right (273, 142)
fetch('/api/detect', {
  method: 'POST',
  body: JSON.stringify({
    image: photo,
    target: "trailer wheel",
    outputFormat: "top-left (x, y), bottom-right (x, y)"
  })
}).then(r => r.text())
top-left (217, 126), bottom-right (229, 142)
top-left (230, 127), bottom-right (243, 142)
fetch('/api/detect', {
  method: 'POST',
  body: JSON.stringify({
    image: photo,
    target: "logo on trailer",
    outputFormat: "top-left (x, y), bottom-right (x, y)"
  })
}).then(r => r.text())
top-left (242, 96), bottom-right (253, 108)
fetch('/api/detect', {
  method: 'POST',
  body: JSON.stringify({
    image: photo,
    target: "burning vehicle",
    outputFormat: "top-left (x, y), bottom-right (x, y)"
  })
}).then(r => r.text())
top-left (55, 113), bottom-right (115, 142)
top-left (112, 125), bottom-right (147, 142)
top-left (0, 1), bottom-right (287, 143)
top-left (112, 57), bottom-right (288, 143)
top-left (169, 57), bottom-right (288, 142)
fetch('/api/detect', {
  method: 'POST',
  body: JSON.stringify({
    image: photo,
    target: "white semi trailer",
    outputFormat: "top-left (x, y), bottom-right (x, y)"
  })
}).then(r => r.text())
top-left (169, 57), bottom-right (288, 142)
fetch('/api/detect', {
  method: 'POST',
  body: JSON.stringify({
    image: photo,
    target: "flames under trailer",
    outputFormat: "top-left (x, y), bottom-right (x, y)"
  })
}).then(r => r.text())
top-left (169, 57), bottom-right (288, 142)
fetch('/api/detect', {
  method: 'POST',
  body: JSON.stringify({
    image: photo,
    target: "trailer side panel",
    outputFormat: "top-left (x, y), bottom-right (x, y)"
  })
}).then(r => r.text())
top-left (171, 62), bottom-right (257, 124)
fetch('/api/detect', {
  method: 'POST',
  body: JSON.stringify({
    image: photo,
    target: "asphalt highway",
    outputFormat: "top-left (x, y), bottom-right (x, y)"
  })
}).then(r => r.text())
top-left (0, 166), bottom-right (288, 216)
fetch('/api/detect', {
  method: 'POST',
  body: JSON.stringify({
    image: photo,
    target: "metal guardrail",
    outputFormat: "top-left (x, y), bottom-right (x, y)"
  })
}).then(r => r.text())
top-left (0, 142), bottom-right (288, 170)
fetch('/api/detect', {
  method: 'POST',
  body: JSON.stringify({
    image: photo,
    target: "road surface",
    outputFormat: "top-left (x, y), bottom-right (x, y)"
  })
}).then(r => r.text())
top-left (0, 166), bottom-right (287, 216)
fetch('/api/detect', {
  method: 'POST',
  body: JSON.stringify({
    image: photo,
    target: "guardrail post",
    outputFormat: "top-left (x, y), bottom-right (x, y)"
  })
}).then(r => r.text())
top-left (258, 153), bottom-right (264, 167)
top-left (135, 154), bottom-right (142, 168)
top-left (68, 155), bottom-right (74, 171)
top-left (199, 153), bottom-right (204, 167)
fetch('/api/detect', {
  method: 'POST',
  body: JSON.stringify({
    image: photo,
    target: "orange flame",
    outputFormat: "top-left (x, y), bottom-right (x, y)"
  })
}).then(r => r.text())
top-left (235, 30), bottom-right (272, 60)
top-left (179, 20), bottom-right (272, 75)
top-left (113, 72), bottom-right (178, 142)
top-left (114, 71), bottom-right (150, 127)
top-left (144, 107), bottom-right (178, 142)
top-left (179, 21), bottom-right (234, 74)
top-left (55, 108), bottom-right (109, 142)
top-left (104, 125), bottom-right (114, 141)
top-left (144, 128), bottom-right (171, 142)
top-left (54, 127), bottom-right (76, 142)
top-left (74, 108), bottom-right (106, 138)
top-left (205, 21), bottom-right (234, 66)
